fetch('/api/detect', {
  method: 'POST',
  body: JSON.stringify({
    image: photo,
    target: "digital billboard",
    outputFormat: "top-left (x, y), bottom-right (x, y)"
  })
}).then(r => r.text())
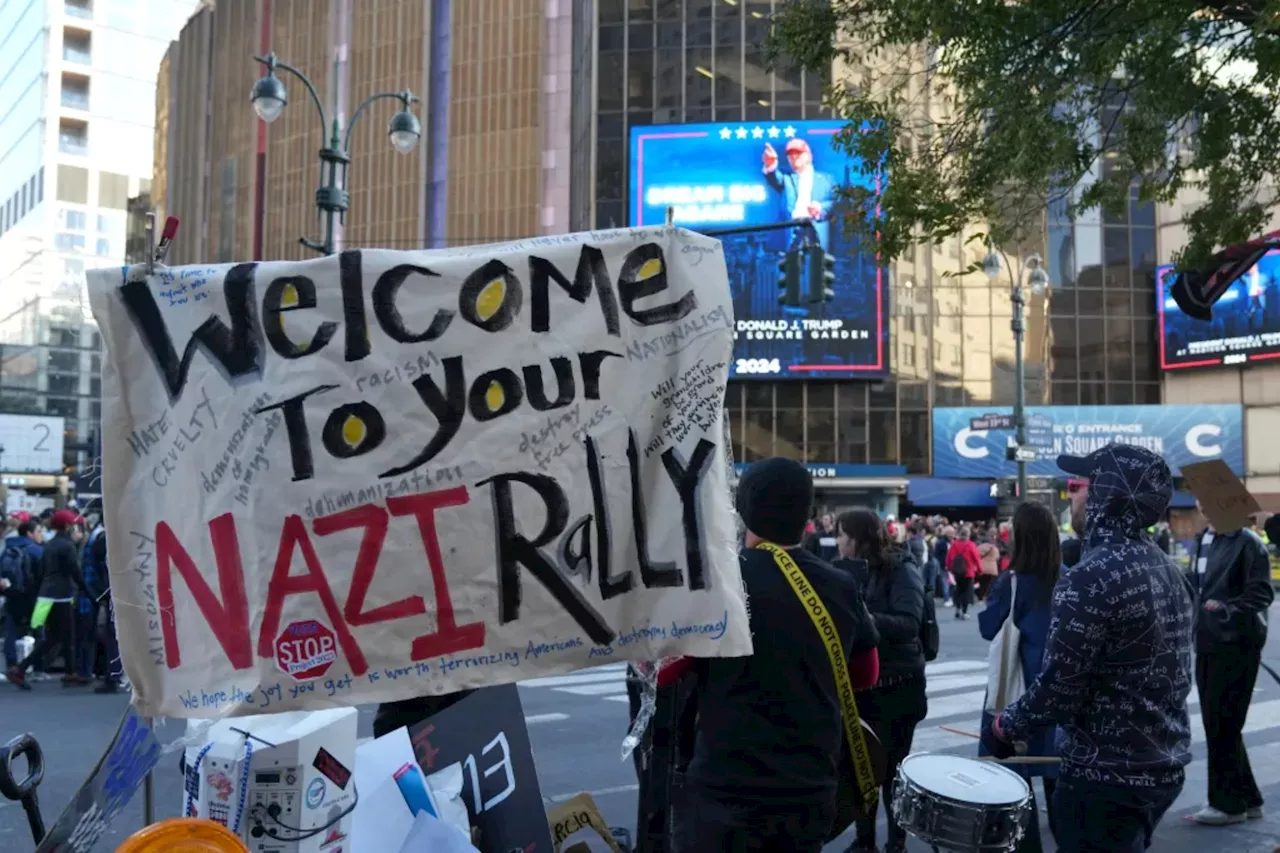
top-left (932, 405), bottom-right (1244, 478)
top-left (1158, 252), bottom-right (1280, 369)
top-left (628, 120), bottom-right (886, 379)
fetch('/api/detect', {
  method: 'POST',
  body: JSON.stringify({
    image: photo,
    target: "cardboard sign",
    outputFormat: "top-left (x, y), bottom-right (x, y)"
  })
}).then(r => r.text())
top-left (1181, 458), bottom-right (1261, 534)
top-left (36, 707), bottom-right (161, 853)
top-left (547, 792), bottom-right (623, 853)
top-left (408, 684), bottom-right (552, 853)
top-left (87, 227), bottom-right (752, 718)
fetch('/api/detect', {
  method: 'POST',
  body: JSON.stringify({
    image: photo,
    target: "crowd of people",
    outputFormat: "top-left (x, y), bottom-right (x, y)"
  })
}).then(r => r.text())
top-left (644, 441), bottom-right (1274, 853)
top-left (0, 504), bottom-right (121, 693)
top-left (2, 444), bottom-right (1274, 853)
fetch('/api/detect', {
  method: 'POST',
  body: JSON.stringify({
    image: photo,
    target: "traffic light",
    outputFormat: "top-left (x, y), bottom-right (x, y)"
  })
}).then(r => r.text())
top-left (777, 250), bottom-right (802, 307)
top-left (807, 245), bottom-right (835, 303)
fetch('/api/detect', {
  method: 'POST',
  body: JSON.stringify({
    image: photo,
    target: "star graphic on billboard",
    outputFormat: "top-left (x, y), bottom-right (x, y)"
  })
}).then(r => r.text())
top-left (767, 126), bottom-right (780, 138)
top-left (783, 125), bottom-right (797, 137)
top-left (749, 126), bottom-right (762, 138)
top-left (719, 126), bottom-right (733, 139)
top-left (735, 126), bottom-right (748, 139)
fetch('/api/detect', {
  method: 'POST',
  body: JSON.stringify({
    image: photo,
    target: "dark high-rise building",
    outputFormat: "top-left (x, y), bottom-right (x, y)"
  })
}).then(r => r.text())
top-left (576, 0), bottom-right (1162, 516)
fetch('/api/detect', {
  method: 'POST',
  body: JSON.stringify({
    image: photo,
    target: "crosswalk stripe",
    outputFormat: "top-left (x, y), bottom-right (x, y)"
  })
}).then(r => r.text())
top-left (516, 658), bottom-right (1279, 762)
top-left (559, 682), bottom-right (632, 696)
top-left (520, 671), bottom-right (630, 689)
top-left (923, 660), bottom-right (989, 676)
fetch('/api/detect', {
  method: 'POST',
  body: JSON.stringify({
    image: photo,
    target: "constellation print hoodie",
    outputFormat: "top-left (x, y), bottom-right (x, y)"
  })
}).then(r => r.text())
top-left (998, 443), bottom-right (1194, 789)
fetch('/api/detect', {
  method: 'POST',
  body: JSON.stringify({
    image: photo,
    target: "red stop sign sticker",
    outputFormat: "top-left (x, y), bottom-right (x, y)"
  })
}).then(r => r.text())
top-left (275, 620), bottom-right (338, 681)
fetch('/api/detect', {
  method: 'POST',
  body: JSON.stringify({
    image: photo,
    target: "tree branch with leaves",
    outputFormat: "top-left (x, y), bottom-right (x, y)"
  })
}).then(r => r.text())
top-left (769, 0), bottom-right (1280, 268)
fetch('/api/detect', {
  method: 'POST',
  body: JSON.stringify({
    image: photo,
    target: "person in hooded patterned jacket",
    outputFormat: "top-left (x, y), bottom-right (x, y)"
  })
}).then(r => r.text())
top-left (984, 443), bottom-right (1194, 853)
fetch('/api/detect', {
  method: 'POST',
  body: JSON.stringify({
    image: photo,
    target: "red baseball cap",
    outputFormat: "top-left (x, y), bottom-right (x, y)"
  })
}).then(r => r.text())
top-left (50, 509), bottom-right (84, 529)
top-left (785, 138), bottom-right (810, 154)
top-left (8, 511), bottom-right (30, 523)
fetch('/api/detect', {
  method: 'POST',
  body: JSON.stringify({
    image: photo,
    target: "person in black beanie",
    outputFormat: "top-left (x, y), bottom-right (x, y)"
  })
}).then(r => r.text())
top-left (671, 458), bottom-right (880, 853)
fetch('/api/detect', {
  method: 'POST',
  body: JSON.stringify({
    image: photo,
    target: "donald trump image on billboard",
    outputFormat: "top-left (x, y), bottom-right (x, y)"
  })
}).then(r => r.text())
top-left (763, 137), bottom-right (837, 250)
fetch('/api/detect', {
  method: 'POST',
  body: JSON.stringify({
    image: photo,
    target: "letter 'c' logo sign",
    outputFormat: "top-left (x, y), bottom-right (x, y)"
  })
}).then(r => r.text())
top-left (955, 427), bottom-right (989, 460)
top-left (1185, 424), bottom-right (1222, 458)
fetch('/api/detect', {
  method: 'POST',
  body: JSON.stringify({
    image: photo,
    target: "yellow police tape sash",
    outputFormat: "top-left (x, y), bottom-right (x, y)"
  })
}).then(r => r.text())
top-left (757, 542), bottom-right (878, 811)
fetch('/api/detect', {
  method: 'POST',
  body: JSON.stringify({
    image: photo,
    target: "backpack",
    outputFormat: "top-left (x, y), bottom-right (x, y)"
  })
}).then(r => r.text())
top-left (948, 546), bottom-right (968, 577)
top-left (0, 543), bottom-right (36, 596)
top-left (919, 587), bottom-right (940, 661)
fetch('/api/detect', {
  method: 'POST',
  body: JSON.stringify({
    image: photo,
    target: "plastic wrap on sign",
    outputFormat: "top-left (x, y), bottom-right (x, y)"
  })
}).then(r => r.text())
top-left (85, 227), bottom-right (753, 718)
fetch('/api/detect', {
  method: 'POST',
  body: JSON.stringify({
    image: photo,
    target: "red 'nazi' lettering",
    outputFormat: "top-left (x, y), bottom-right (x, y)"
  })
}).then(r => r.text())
top-left (386, 486), bottom-right (486, 660)
top-left (257, 515), bottom-right (369, 676)
top-left (156, 515), bottom-right (253, 669)
top-left (312, 504), bottom-right (422, 626)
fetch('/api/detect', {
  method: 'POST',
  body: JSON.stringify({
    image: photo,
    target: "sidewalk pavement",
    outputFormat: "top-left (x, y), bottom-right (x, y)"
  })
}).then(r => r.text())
top-left (1155, 780), bottom-right (1280, 853)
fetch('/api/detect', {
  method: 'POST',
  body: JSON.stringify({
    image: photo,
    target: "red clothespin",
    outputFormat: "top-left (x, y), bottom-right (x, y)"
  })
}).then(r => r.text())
top-left (154, 216), bottom-right (179, 265)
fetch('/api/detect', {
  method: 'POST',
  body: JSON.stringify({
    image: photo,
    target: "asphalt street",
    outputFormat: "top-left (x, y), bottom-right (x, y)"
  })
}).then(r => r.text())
top-left (3, 605), bottom-right (1280, 852)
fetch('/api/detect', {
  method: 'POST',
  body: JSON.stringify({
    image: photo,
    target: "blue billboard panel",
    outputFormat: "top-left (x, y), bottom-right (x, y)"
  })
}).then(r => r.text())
top-left (1158, 254), bottom-right (1280, 370)
top-left (932, 405), bottom-right (1244, 478)
top-left (628, 120), bottom-right (887, 379)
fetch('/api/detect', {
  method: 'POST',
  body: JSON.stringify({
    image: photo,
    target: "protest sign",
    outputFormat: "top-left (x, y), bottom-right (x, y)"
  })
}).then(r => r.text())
top-left (1180, 458), bottom-right (1261, 534)
top-left (87, 227), bottom-right (751, 718)
top-left (35, 707), bottom-right (161, 853)
top-left (408, 684), bottom-right (551, 853)
top-left (547, 792), bottom-right (623, 853)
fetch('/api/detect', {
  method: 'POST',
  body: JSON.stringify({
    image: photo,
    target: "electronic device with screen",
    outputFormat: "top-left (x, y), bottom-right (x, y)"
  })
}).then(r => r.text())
top-left (183, 708), bottom-right (357, 853)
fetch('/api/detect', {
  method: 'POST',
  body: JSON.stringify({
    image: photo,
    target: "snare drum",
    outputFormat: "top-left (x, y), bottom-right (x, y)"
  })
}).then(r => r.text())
top-left (892, 753), bottom-right (1032, 853)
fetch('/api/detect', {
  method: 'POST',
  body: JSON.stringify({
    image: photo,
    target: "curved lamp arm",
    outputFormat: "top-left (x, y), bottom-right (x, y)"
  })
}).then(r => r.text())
top-left (344, 89), bottom-right (419, 151)
top-left (254, 53), bottom-right (328, 136)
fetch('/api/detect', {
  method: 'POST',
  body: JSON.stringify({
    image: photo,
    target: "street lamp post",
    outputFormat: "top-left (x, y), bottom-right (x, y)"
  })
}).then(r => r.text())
top-left (250, 52), bottom-right (422, 256)
top-left (984, 250), bottom-right (1049, 502)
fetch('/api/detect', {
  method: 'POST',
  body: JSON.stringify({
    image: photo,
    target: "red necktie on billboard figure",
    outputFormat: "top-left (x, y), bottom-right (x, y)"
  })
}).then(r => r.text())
top-left (1169, 230), bottom-right (1280, 320)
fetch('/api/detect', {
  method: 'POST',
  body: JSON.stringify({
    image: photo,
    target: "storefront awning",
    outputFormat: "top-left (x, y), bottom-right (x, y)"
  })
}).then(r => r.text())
top-left (906, 477), bottom-right (997, 508)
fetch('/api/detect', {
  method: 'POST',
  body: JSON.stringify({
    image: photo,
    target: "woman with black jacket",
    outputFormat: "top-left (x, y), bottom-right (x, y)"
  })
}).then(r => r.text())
top-left (835, 509), bottom-right (928, 853)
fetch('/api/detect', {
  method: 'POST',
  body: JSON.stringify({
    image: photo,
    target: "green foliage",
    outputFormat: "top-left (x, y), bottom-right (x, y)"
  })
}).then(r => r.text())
top-left (769, 0), bottom-right (1280, 269)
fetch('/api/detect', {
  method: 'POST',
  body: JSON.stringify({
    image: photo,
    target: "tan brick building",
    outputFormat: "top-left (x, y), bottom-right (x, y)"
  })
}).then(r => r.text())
top-left (154, 0), bottom-right (578, 266)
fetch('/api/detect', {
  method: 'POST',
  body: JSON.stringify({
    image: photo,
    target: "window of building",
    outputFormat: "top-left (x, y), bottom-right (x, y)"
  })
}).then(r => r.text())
top-left (61, 76), bottom-right (89, 110)
top-left (901, 411), bottom-right (929, 474)
top-left (97, 213), bottom-right (110, 232)
top-left (742, 383), bottom-right (773, 462)
top-left (775, 384), bottom-right (804, 457)
top-left (56, 165), bottom-right (89, 203)
top-left (95, 238), bottom-right (110, 256)
top-left (805, 383), bottom-right (836, 463)
top-left (55, 232), bottom-right (86, 251)
top-left (837, 384), bottom-right (868, 464)
top-left (869, 411), bottom-right (898, 464)
top-left (58, 120), bottom-right (88, 155)
top-left (37, 167), bottom-right (44, 202)
top-left (63, 32), bottom-right (91, 64)
top-left (98, 172), bottom-right (129, 209)
top-left (62, 209), bottom-right (86, 230)
top-left (65, 0), bottom-right (93, 20)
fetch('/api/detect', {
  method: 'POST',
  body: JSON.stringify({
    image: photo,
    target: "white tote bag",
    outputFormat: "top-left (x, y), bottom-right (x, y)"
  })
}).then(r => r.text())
top-left (984, 574), bottom-right (1026, 713)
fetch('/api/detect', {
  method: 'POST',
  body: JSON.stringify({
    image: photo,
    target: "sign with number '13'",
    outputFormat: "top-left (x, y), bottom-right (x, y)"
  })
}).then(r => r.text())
top-left (408, 684), bottom-right (552, 853)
